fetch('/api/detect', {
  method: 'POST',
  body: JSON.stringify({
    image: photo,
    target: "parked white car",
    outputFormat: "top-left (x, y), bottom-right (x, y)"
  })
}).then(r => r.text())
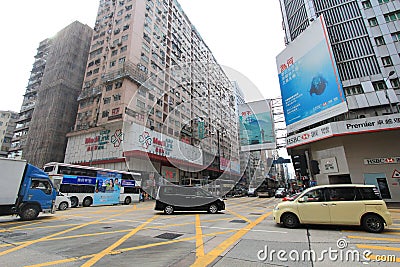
top-left (55, 192), bottom-right (71, 210)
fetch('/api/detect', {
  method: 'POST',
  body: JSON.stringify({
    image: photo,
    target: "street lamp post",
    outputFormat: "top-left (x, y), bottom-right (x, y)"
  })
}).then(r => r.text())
top-left (384, 70), bottom-right (396, 114)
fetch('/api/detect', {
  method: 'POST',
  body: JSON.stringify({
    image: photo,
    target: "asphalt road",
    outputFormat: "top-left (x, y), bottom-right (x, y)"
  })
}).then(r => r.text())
top-left (0, 197), bottom-right (399, 267)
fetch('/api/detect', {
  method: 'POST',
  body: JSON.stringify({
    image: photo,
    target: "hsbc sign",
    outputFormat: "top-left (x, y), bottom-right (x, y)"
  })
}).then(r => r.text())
top-left (286, 124), bottom-right (333, 148)
top-left (364, 157), bottom-right (400, 165)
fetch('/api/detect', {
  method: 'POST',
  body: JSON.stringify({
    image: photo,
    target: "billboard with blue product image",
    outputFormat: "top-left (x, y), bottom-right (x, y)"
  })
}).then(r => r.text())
top-left (276, 15), bottom-right (348, 134)
top-left (239, 99), bottom-right (276, 151)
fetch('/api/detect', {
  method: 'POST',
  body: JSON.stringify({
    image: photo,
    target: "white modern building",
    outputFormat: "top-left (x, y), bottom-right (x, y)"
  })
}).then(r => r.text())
top-left (278, 0), bottom-right (400, 202)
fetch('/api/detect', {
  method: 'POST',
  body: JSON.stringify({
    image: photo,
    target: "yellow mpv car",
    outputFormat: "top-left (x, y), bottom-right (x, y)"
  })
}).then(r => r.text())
top-left (273, 184), bottom-right (392, 233)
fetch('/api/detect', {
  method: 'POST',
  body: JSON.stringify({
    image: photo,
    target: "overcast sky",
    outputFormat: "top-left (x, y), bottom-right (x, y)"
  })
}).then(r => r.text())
top-left (0, 0), bottom-right (285, 112)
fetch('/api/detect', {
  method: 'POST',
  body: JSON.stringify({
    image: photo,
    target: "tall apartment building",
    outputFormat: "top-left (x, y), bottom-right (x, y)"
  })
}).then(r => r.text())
top-left (278, 0), bottom-right (400, 202)
top-left (0, 111), bottom-right (18, 157)
top-left (19, 21), bottom-right (93, 167)
top-left (65, 0), bottom-right (240, 186)
top-left (9, 39), bottom-right (53, 159)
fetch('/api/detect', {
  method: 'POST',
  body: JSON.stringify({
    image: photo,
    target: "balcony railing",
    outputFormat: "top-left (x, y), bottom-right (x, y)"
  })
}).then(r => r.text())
top-left (101, 60), bottom-right (148, 85)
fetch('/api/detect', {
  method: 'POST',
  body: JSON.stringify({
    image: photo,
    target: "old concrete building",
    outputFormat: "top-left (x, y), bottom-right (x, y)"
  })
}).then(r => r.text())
top-left (0, 111), bottom-right (18, 157)
top-left (23, 21), bottom-right (93, 167)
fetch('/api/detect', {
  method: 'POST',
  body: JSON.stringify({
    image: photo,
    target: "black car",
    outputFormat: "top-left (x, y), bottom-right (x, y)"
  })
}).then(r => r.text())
top-left (154, 185), bottom-right (225, 215)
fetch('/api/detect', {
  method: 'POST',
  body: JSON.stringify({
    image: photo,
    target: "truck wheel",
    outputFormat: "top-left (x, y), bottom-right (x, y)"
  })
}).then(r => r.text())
top-left (164, 205), bottom-right (174, 215)
top-left (20, 205), bottom-right (40, 220)
top-left (70, 197), bottom-right (79, 208)
top-left (208, 204), bottom-right (218, 214)
top-left (82, 197), bottom-right (93, 207)
top-left (124, 196), bottom-right (132, 205)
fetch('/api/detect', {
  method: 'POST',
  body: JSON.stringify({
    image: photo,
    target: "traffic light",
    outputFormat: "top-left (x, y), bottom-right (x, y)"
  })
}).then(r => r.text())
top-left (291, 154), bottom-right (308, 176)
top-left (310, 160), bottom-right (320, 175)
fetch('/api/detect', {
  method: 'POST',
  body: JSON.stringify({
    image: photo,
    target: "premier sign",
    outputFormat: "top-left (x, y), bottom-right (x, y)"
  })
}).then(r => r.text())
top-left (287, 114), bottom-right (400, 148)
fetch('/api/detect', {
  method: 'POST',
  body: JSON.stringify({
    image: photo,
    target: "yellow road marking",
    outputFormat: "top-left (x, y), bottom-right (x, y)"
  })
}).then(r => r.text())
top-left (0, 206), bottom-right (137, 256)
top-left (347, 235), bottom-right (400, 242)
top-left (0, 216), bottom-right (237, 249)
top-left (26, 230), bottom-right (236, 267)
top-left (80, 215), bottom-right (159, 267)
top-left (356, 244), bottom-right (400, 252)
top-left (225, 209), bottom-right (251, 223)
top-left (191, 211), bottom-right (272, 267)
top-left (195, 214), bottom-right (205, 257)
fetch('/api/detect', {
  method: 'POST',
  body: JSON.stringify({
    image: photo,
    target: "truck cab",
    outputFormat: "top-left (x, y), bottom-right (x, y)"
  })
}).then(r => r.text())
top-left (0, 158), bottom-right (57, 220)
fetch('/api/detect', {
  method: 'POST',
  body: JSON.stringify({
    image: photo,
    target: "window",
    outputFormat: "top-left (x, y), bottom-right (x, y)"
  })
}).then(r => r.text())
top-left (344, 85), bottom-right (364, 96)
top-left (111, 50), bottom-right (118, 56)
top-left (102, 110), bottom-right (109, 118)
top-left (122, 34), bottom-right (129, 41)
top-left (113, 94), bottom-right (121, 101)
top-left (120, 46), bottom-right (127, 52)
top-left (110, 61), bottom-right (116, 67)
top-left (115, 81), bottom-right (123, 88)
top-left (138, 87), bottom-right (147, 97)
top-left (378, 0), bottom-right (394, 3)
top-left (358, 187), bottom-right (381, 200)
top-left (382, 56), bottom-right (393, 66)
top-left (106, 84), bottom-right (113, 91)
top-left (118, 57), bottom-right (126, 64)
top-left (104, 97), bottom-right (111, 104)
top-left (373, 81), bottom-right (387, 91)
top-left (391, 32), bottom-right (400, 42)
top-left (368, 18), bottom-right (378, 26)
top-left (302, 189), bottom-right (325, 202)
top-left (390, 78), bottom-right (400, 89)
top-left (327, 188), bottom-right (356, 201)
top-left (362, 0), bottom-right (371, 8)
top-left (137, 99), bottom-right (146, 109)
top-left (384, 11), bottom-right (400, 23)
top-left (31, 179), bottom-right (52, 195)
top-left (375, 36), bottom-right (385, 46)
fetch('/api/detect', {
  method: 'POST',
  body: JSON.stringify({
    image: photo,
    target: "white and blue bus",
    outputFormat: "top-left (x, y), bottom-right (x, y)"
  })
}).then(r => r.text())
top-left (43, 162), bottom-right (141, 208)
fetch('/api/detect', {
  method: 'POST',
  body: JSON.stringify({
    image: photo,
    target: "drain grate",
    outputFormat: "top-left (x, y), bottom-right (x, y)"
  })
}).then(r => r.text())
top-left (155, 232), bottom-right (183, 240)
top-left (230, 219), bottom-right (247, 223)
top-left (102, 226), bottom-right (112, 229)
top-left (249, 213), bottom-right (262, 215)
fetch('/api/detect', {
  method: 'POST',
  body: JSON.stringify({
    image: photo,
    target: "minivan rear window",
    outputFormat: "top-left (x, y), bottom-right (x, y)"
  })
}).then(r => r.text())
top-left (358, 187), bottom-right (381, 200)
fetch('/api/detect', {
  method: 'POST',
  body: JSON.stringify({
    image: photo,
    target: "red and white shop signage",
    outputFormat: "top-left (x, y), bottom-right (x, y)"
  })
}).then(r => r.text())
top-left (364, 157), bottom-right (400, 165)
top-left (286, 124), bottom-right (333, 148)
top-left (287, 114), bottom-right (400, 148)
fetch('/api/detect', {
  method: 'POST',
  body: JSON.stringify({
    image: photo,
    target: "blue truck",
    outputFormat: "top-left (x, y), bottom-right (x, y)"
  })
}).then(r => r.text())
top-left (0, 158), bottom-right (57, 220)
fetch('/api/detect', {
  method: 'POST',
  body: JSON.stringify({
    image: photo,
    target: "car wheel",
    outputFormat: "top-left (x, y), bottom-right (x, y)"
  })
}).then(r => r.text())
top-left (70, 197), bottom-right (79, 208)
top-left (82, 197), bottom-right (92, 207)
top-left (282, 213), bottom-right (299, 228)
top-left (363, 214), bottom-right (384, 233)
top-left (164, 205), bottom-right (174, 215)
top-left (124, 196), bottom-right (132, 205)
top-left (208, 204), bottom-right (218, 214)
top-left (58, 202), bottom-right (68, 211)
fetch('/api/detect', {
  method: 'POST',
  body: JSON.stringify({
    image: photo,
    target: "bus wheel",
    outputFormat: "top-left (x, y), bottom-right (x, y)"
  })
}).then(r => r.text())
top-left (82, 197), bottom-right (93, 207)
top-left (124, 196), bottom-right (132, 205)
top-left (70, 197), bottom-right (79, 208)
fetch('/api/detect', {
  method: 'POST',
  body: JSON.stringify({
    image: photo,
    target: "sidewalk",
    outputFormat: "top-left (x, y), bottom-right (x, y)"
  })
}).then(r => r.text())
top-left (387, 202), bottom-right (400, 209)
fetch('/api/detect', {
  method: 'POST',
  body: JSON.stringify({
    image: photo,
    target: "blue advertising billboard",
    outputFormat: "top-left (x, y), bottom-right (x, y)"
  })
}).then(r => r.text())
top-left (239, 99), bottom-right (276, 151)
top-left (276, 15), bottom-right (347, 133)
top-left (93, 171), bottom-right (121, 205)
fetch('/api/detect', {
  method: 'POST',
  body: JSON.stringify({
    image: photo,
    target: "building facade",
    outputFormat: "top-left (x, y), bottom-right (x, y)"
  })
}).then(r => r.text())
top-left (279, 0), bottom-right (400, 202)
top-left (13, 21), bottom-right (93, 168)
top-left (65, 0), bottom-right (240, 186)
top-left (0, 111), bottom-right (18, 157)
top-left (9, 39), bottom-right (53, 159)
